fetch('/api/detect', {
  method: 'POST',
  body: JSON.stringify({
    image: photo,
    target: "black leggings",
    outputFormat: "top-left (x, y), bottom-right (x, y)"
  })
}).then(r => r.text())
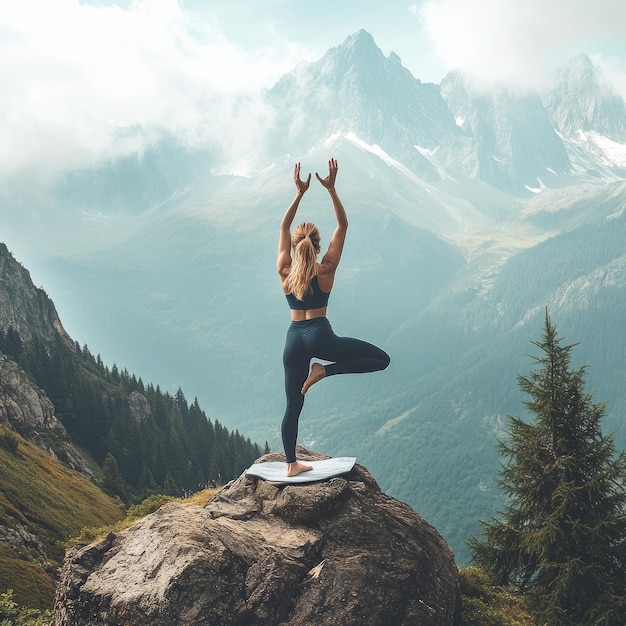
top-left (281, 317), bottom-right (390, 463)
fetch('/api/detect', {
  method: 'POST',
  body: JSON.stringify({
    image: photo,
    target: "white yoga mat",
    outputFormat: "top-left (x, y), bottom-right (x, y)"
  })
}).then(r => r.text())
top-left (245, 457), bottom-right (357, 484)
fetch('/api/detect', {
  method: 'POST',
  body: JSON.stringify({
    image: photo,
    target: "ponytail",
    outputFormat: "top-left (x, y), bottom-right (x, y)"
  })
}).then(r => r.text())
top-left (287, 223), bottom-right (321, 300)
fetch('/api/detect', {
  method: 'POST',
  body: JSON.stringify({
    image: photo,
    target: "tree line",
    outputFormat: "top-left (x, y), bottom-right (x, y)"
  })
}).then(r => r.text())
top-left (0, 326), bottom-right (267, 502)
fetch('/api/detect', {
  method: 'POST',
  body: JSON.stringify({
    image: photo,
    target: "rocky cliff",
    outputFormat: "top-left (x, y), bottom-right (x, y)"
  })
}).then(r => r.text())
top-left (0, 242), bottom-right (71, 345)
top-left (0, 243), bottom-right (91, 473)
top-left (0, 353), bottom-right (92, 475)
top-left (54, 449), bottom-right (461, 626)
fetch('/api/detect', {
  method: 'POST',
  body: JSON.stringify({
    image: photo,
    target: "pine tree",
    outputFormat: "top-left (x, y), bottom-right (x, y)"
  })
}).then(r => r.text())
top-left (163, 472), bottom-right (179, 496)
top-left (102, 452), bottom-right (126, 499)
top-left (468, 310), bottom-right (626, 625)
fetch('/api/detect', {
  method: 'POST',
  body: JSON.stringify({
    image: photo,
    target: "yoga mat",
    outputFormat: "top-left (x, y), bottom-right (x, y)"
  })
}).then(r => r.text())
top-left (245, 457), bottom-right (357, 484)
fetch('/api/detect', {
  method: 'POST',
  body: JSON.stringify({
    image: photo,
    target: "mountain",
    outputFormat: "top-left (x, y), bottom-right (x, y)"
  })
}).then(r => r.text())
top-left (0, 243), bottom-right (92, 474)
top-left (440, 70), bottom-right (571, 194)
top-left (2, 30), bottom-right (626, 568)
top-left (264, 29), bottom-right (459, 178)
top-left (542, 53), bottom-right (626, 183)
top-left (544, 53), bottom-right (626, 143)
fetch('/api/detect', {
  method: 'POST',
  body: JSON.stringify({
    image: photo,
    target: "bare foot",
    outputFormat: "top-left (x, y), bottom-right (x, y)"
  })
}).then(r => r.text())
top-left (301, 362), bottom-right (326, 395)
top-left (286, 461), bottom-right (313, 477)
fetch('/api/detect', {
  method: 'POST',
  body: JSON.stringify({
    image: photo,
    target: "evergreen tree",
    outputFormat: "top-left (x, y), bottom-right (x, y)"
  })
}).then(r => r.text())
top-left (468, 310), bottom-right (626, 625)
top-left (163, 472), bottom-right (179, 496)
top-left (102, 452), bottom-right (126, 499)
top-left (137, 463), bottom-right (158, 499)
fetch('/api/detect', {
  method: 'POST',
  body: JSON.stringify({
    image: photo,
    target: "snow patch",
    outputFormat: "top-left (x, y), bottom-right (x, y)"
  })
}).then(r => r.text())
top-left (344, 132), bottom-right (423, 183)
top-left (455, 116), bottom-right (465, 128)
top-left (324, 133), bottom-right (343, 148)
top-left (588, 132), bottom-right (626, 167)
top-left (414, 145), bottom-right (440, 157)
top-left (344, 132), bottom-right (389, 160)
top-left (524, 178), bottom-right (546, 194)
top-left (571, 130), bottom-right (626, 168)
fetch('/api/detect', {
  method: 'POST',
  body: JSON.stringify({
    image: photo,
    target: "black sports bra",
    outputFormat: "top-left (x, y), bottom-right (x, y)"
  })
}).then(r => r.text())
top-left (285, 275), bottom-right (331, 310)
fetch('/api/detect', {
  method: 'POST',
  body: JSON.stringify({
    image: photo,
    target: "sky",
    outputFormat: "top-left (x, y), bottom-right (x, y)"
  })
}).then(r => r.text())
top-left (1, 0), bottom-right (626, 182)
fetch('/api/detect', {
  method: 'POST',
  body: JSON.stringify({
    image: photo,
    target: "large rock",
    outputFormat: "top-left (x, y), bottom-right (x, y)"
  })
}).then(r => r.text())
top-left (54, 449), bottom-right (461, 625)
top-left (0, 353), bottom-right (92, 476)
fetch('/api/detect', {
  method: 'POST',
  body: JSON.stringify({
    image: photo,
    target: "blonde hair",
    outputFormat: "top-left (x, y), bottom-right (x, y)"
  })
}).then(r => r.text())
top-left (287, 222), bottom-right (321, 300)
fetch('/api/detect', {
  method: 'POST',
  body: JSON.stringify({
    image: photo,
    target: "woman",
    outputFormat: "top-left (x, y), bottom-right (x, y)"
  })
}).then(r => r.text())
top-left (277, 158), bottom-right (390, 477)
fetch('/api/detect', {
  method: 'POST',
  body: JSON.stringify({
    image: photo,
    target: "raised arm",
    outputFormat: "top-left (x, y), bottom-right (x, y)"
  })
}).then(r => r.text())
top-left (277, 163), bottom-right (311, 278)
top-left (317, 158), bottom-right (348, 271)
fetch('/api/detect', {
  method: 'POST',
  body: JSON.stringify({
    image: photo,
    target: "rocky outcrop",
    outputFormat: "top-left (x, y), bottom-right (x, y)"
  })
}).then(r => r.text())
top-left (0, 523), bottom-right (50, 568)
top-left (128, 390), bottom-right (152, 423)
top-left (54, 449), bottom-right (461, 626)
top-left (0, 353), bottom-right (92, 476)
top-left (0, 242), bottom-right (71, 345)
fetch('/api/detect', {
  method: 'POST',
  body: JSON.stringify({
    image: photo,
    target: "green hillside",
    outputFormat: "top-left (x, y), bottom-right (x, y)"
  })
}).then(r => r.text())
top-left (0, 429), bottom-right (124, 609)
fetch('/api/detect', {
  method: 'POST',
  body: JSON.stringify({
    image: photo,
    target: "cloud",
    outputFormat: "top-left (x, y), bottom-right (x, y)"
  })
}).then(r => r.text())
top-left (0, 0), bottom-right (297, 181)
top-left (420, 0), bottom-right (626, 92)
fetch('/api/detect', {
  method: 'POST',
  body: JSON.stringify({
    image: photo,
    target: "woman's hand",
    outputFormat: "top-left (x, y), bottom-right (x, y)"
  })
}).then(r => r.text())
top-left (294, 162), bottom-right (311, 195)
top-left (316, 158), bottom-right (338, 191)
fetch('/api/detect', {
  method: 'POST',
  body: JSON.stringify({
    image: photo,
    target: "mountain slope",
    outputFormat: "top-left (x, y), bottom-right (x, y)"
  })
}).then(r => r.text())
top-left (362, 180), bottom-right (626, 562)
top-left (439, 70), bottom-right (571, 194)
top-left (0, 430), bottom-right (124, 609)
top-left (0, 244), bottom-right (71, 345)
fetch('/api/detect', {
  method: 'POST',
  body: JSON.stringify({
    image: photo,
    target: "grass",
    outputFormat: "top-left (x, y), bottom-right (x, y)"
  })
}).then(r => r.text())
top-left (459, 566), bottom-right (533, 626)
top-left (74, 487), bottom-right (220, 545)
top-left (0, 552), bottom-right (55, 612)
top-left (0, 432), bottom-right (124, 609)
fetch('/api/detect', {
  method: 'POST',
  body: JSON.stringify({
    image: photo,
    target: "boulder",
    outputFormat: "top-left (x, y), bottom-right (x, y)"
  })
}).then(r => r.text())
top-left (54, 449), bottom-right (461, 625)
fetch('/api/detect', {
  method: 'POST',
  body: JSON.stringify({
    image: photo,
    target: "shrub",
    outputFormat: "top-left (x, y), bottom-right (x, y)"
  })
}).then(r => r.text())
top-left (0, 428), bottom-right (18, 454)
top-left (72, 491), bottom-right (219, 545)
top-left (0, 589), bottom-right (52, 625)
top-left (459, 567), bottom-right (533, 626)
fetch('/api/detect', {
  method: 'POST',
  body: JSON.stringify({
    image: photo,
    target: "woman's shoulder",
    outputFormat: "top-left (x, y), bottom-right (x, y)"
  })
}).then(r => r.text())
top-left (316, 262), bottom-right (335, 277)
top-left (316, 263), bottom-right (335, 292)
